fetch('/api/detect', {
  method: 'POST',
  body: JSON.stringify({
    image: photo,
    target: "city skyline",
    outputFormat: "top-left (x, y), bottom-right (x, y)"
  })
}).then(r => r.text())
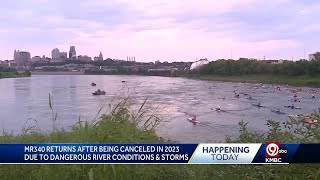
top-left (0, 1), bottom-right (320, 61)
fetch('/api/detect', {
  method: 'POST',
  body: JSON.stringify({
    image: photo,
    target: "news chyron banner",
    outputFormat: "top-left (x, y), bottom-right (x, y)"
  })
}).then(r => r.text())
top-left (0, 143), bottom-right (319, 164)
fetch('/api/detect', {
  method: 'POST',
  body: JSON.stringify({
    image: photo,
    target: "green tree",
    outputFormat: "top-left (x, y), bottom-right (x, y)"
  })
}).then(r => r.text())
top-left (313, 52), bottom-right (320, 61)
top-left (195, 58), bottom-right (320, 77)
top-left (25, 70), bottom-right (31, 77)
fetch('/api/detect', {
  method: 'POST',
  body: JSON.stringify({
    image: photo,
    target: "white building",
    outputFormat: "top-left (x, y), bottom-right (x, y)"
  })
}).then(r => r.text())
top-left (190, 58), bottom-right (209, 70)
top-left (14, 50), bottom-right (31, 66)
top-left (127, 56), bottom-right (135, 61)
top-left (52, 48), bottom-right (60, 59)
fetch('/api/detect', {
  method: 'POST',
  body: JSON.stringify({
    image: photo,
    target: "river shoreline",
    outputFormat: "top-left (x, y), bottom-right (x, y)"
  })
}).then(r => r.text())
top-left (178, 74), bottom-right (320, 88)
top-left (30, 71), bottom-right (320, 87)
top-left (0, 71), bottom-right (31, 79)
top-left (31, 71), bottom-right (85, 75)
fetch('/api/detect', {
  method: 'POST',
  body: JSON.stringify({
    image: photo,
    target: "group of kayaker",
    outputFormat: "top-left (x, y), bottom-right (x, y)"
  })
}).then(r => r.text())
top-left (188, 83), bottom-right (319, 125)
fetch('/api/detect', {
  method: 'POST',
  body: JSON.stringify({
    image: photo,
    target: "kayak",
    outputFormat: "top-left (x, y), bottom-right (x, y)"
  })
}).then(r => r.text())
top-left (271, 109), bottom-right (285, 114)
top-left (284, 106), bottom-right (301, 109)
top-left (289, 113), bottom-right (311, 118)
top-left (214, 108), bottom-right (227, 112)
top-left (288, 114), bottom-right (311, 121)
top-left (187, 117), bottom-right (200, 124)
top-left (253, 104), bottom-right (264, 108)
top-left (304, 119), bottom-right (318, 124)
top-left (288, 99), bottom-right (301, 102)
top-left (92, 91), bottom-right (106, 95)
top-left (247, 98), bottom-right (257, 100)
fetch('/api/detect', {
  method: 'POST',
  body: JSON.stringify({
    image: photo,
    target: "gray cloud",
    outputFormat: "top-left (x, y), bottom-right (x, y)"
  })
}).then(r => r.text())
top-left (0, 0), bottom-right (320, 60)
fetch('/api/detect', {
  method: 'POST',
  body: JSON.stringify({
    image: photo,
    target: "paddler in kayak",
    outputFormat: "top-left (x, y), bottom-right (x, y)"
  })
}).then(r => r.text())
top-left (292, 98), bottom-right (299, 102)
top-left (304, 119), bottom-right (318, 124)
top-left (290, 104), bottom-right (295, 109)
top-left (191, 116), bottom-right (197, 124)
top-left (253, 102), bottom-right (263, 108)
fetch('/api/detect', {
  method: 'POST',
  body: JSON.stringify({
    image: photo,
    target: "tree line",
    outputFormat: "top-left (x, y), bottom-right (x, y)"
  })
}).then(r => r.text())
top-left (195, 53), bottom-right (320, 76)
top-left (0, 67), bottom-right (16, 72)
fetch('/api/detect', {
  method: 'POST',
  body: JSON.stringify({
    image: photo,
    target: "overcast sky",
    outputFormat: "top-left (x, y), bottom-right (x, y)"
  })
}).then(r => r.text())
top-left (0, 0), bottom-right (319, 62)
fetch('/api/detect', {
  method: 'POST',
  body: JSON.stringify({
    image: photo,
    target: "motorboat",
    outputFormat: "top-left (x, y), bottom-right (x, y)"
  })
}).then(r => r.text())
top-left (92, 89), bottom-right (106, 95)
top-left (91, 82), bottom-right (96, 86)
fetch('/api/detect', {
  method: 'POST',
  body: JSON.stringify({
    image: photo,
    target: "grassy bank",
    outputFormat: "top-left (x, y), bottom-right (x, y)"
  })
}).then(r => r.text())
top-left (1, 98), bottom-right (320, 179)
top-left (0, 71), bottom-right (31, 79)
top-left (177, 73), bottom-right (320, 87)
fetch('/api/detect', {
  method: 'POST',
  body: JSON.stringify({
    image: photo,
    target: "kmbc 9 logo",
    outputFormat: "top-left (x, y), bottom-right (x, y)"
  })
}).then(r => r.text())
top-left (265, 142), bottom-right (287, 158)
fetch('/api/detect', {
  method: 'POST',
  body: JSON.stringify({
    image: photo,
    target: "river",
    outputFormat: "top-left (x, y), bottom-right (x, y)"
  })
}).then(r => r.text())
top-left (0, 75), bottom-right (319, 143)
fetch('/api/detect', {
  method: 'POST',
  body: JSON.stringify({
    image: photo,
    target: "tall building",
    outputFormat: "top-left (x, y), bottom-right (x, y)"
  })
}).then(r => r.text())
top-left (69, 46), bottom-right (77, 59)
top-left (59, 52), bottom-right (68, 59)
top-left (94, 52), bottom-right (104, 61)
top-left (18, 51), bottom-right (31, 63)
top-left (14, 50), bottom-right (19, 61)
top-left (14, 50), bottom-right (31, 66)
top-left (51, 48), bottom-right (60, 59)
top-left (99, 52), bottom-right (103, 60)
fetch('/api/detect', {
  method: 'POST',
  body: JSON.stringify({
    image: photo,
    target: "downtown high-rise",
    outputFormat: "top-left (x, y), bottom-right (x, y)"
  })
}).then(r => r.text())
top-left (69, 46), bottom-right (76, 59)
top-left (51, 48), bottom-right (60, 59)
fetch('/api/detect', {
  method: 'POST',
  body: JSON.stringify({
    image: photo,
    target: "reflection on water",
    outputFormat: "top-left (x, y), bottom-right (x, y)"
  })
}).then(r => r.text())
top-left (0, 75), bottom-right (319, 143)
